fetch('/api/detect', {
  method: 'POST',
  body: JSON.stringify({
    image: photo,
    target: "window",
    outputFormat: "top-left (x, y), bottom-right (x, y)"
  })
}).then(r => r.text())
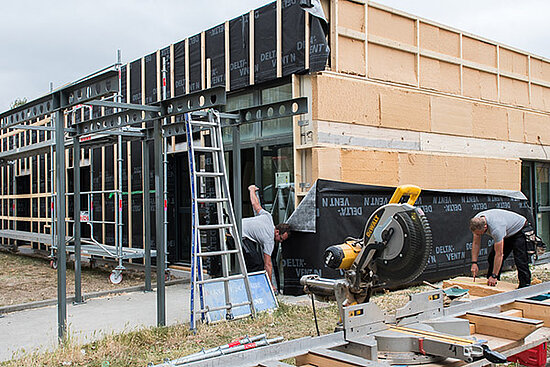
top-left (522, 161), bottom-right (550, 245)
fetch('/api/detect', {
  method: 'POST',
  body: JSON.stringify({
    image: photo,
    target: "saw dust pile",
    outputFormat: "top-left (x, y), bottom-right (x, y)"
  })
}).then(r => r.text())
top-left (0, 252), bottom-right (145, 307)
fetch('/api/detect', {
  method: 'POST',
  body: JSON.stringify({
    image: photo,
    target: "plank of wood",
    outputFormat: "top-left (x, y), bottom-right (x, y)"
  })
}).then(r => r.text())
top-left (502, 299), bottom-right (550, 327)
top-left (463, 310), bottom-right (543, 340)
top-left (442, 276), bottom-right (516, 297)
top-left (296, 349), bottom-right (374, 367)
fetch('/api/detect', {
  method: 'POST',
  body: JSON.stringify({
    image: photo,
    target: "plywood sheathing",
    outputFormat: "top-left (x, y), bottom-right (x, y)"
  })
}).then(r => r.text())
top-left (335, 148), bottom-right (520, 190)
top-left (500, 76), bottom-right (529, 107)
top-left (524, 112), bottom-right (550, 145)
top-left (312, 147), bottom-right (342, 181)
top-left (430, 96), bottom-right (472, 137)
top-left (530, 84), bottom-right (550, 111)
top-left (472, 103), bottom-right (508, 141)
top-left (530, 58), bottom-right (550, 83)
top-left (463, 67), bottom-right (498, 101)
top-left (420, 57), bottom-right (461, 94)
top-left (368, 6), bottom-right (415, 46)
top-left (368, 43), bottom-right (417, 87)
top-left (339, 37), bottom-right (366, 76)
top-left (419, 22), bottom-right (460, 58)
top-left (341, 149), bottom-right (399, 186)
top-left (338, 0), bottom-right (364, 32)
top-left (507, 109), bottom-right (525, 143)
top-left (499, 48), bottom-right (528, 76)
top-left (311, 74), bottom-right (379, 126)
top-left (462, 36), bottom-right (497, 68)
top-left (379, 88), bottom-right (430, 131)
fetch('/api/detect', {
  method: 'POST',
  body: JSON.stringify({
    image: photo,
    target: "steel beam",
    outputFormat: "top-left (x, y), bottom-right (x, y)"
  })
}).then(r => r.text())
top-left (55, 111), bottom-right (67, 341)
top-left (154, 119), bottom-right (166, 326)
top-left (234, 97), bottom-right (308, 125)
top-left (232, 126), bottom-right (242, 239)
top-left (143, 140), bottom-right (152, 292)
top-left (73, 137), bottom-right (82, 304)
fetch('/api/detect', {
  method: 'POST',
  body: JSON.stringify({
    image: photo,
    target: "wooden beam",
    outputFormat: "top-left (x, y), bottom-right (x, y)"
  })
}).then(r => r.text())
top-left (463, 310), bottom-right (543, 340)
top-left (442, 277), bottom-right (517, 297)
top-left (501, 299), bottom-right (550, 327)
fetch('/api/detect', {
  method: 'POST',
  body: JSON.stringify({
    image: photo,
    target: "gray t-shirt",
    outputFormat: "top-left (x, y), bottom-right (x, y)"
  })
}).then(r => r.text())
top-left (242, 209), bottom-right (275, 255)
top-left (475, 209), bottom-right (526, 242)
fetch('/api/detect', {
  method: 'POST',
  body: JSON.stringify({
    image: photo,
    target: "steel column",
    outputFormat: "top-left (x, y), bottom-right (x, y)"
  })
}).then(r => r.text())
top-left (143, 140), bottom-right (152, 291)
top-left (73, 136), bottom-right (82, 304)
top-left (55, 110), bottom-right (67, 340)
top-left (154, 120), bottom-right (166, 326)
top-left (232, 126), bottom-right (242, 238)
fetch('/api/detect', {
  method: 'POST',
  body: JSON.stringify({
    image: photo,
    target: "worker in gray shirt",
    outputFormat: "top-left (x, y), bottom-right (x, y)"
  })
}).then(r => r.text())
top-left (242, 185), bottom-right (290, 290)
top-left (469, 209), bottom-right (530, 288)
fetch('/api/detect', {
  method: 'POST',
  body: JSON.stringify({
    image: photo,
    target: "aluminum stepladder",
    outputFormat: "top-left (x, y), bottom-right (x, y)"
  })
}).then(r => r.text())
top-left (186, 109), bottom-right (256, 330)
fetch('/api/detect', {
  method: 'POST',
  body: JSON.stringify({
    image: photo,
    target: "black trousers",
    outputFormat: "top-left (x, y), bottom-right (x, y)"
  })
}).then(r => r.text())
top-left (487, 231), bottom-right (531, 288)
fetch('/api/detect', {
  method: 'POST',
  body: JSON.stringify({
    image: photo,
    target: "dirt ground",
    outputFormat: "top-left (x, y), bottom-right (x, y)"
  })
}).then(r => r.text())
top-left (0, 251), bottom-right (148, 307)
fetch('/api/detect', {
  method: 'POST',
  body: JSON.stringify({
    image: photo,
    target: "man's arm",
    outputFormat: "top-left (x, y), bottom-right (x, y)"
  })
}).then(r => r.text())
top-left (471, 233), bottom-right (481, 277)
top-left (488, 240), bottom-right (504, 286)
top-left (248, 185), bottom-right (263, 215)
top-left (263, 253), bottom-right (274, 290)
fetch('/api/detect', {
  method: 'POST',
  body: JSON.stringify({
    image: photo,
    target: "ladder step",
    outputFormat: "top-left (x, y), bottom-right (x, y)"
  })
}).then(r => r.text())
top-left (190, 120), bottom-right (218, 127)
top-left (197, 249), bottom-right (239, 257)
top-left (197, 274), bottom-right (245, 285)
top-left (197, 301), bottom-right (252, 314)
top-left (196, 172), bottom-right (224, 178)
top-left (194, 146), bottom-right (221, 153)
top-left (196, 198), bottom-right (228, 203)
top-left (198, 224), bottom-right (232, 230)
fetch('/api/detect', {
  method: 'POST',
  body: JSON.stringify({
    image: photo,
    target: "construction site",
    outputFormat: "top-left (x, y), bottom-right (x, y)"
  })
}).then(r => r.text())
top-left (1, 0), bottom-right (550, 366)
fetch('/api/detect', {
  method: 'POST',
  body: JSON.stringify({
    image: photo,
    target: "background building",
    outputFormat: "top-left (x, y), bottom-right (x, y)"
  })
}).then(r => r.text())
top-left (1, 0), bottom-right (549, 272)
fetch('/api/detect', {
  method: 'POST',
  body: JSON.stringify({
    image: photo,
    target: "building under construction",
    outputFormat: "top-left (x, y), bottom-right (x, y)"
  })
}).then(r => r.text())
top-left (0, 0), bottom-right (549, 287)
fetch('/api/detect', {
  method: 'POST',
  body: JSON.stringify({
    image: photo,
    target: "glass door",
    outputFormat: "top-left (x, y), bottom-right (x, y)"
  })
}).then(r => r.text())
top-left (535, 164), bottom-right (550, 245)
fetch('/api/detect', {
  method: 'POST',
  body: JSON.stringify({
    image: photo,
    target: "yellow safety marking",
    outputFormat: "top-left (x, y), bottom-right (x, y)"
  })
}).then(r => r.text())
top-left (390, 325), bottom-right (474, 346)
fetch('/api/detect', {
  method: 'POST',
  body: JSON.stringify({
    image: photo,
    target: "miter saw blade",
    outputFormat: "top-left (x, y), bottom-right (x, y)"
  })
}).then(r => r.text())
top-left (364, 206), bottom-right (432, 287)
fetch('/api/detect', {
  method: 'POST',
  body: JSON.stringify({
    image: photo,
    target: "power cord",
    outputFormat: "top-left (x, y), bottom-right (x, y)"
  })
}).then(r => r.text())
top-left (310, 293), bottom-right (320, 336)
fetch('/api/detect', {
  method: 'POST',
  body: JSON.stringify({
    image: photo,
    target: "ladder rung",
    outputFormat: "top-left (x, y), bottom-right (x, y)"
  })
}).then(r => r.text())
top-left (197, 301), bottom-right (252, 314)
top-left (196, 198), bottom-right (228, 203)
top-left (190, 120), bottom-right (218, 127)
top-left (194, 146), bottom-right (221, 152)
top-left (196, 172), bottom-right (223, 178)
top-left (198, 224), bottom-right (232, 230)
top-left (196, 274), bottom-right (244, 284)
top-left (196, 249), bottom-right (239, 257)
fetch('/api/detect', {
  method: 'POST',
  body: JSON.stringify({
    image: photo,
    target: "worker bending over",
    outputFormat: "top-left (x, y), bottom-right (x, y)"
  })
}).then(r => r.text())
top-left (469, 208), bottom-right (531, 288)
top-left (242, 185), bottom-right (290, 290)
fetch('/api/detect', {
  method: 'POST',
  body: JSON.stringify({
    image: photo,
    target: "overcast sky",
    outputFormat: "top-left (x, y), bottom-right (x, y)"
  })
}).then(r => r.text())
top-left (0, 0), bottom-right (548, 111)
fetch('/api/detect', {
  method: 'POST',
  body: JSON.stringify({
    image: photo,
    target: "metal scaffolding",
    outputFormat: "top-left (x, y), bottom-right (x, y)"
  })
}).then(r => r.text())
top-left (0, 54), bottom-right (308, 340)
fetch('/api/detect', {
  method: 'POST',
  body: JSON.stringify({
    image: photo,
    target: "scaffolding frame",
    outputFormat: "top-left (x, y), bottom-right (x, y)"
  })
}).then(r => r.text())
top-left (0, 55), bottom-right (308, 340)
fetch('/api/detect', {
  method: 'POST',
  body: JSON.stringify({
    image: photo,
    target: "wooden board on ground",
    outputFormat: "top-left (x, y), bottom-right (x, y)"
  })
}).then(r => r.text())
top-left (443, 276), bottom-right (517, 297)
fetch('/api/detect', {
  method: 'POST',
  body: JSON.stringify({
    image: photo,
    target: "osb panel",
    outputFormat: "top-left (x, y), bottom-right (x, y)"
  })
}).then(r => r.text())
top-left (463, 67), bottom-right (498, 101)
top-left (340, 149), bottom-right (399, 185)
top-left (485, 158), bottom-right (521, 190)
top-left (398, 154), bottom-right (486, 189)
top-left (507, 109), bottom-right (524, 143)
top-left (500, 77), bottom-right (529, 107)
top-left (313, 147), bottom-right (341, 181)
top-left (368, 43), bottom-right (417, 86)
top-left (472, 103), bottom-right (508, 141)
top-left (430, 96), bottom-right (473, 137)
top-left (312, 74), bottom-right (379, 126)
top-left (367, 6), bottom-right (415, 46)
top-left (530, 58), bottom-right (550, 83)
top-left (419, 22), bottom-right (460, 57)
top-left (338, 36), bottom-right (366, 76)
top-left (530, 84), bottom-right (550, 112)
top-left (420, 56), bottom-right (460, 94)
top-left (338, 0), bottom-right (365, 32)
top-left (524, 113), bottom-right (550, 145)
top-left (380, 88), bottom-right (430, 132)
top-left (499, 48), bottom-right (528, 76)
top-left (462, 36), bottom-right (497, 68)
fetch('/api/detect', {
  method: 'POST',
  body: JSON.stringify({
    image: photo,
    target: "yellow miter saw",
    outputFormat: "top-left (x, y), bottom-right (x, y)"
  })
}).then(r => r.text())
top-left (302, 185), bottom-right (433, 313)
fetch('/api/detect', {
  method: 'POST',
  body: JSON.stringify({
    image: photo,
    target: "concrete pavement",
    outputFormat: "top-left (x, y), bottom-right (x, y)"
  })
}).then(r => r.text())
top-left (0, 283), bottom-right (191, 361)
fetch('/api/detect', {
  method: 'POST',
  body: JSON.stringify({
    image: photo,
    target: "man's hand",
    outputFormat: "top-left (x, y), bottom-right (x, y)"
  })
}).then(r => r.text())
top-left (248, 185), bottom-right (259, 192)
top-left (471, 263), bottom-right (479, 279)
top-left (487, 276), bottom-right (498, 287)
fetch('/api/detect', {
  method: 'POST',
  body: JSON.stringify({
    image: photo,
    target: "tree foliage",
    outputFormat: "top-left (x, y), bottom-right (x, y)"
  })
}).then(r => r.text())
top-left (10, 98), bottom-right (27, 109)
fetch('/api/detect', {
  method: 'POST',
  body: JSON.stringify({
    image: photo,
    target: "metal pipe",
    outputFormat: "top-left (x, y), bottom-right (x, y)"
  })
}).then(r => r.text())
top-left (162, 57), bottom-right (169, 279)
top-left (143, 139), bottom-right (152, 291)
top-left (155, 112), bottom-right (166, 326)
top-left (73, 134), bottom-right (82, 304)
top-left (116, 50), bottom-right (124, 270)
